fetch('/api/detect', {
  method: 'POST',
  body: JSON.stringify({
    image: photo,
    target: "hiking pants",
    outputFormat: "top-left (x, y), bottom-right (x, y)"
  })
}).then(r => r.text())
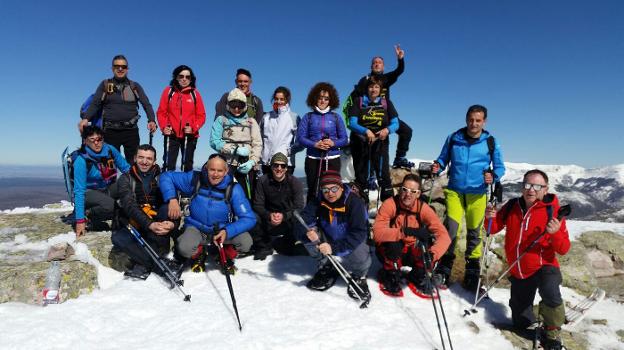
top-left (395, 119), bottom-right (413, 159)
top-left (304, 156), bottom-right (341, 203)
top-left (176, 225), bottom-right (253, 259)
top-left (438, 189), bottom-right (486, 274)
top-left (85, 182), bottom-right (119, 222)
top-left (164, 136), bottom-right (197, 172)
top-left (104, 128), bottom-right (140, 164)
top-left (350, 135), bottom-right (392, 202)
top-left (509, 265), bottom-right (564, 329)
top-left (303, 240), bottom-right (372, 278)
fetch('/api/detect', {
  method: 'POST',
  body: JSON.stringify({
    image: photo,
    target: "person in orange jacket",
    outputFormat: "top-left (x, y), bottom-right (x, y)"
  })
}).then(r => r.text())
top-left (373, 173), bottom-right (450, 297)
top-left (157, 65), bottom-right (206, 171)
top-left (485, 169), bottom-right (570, 350)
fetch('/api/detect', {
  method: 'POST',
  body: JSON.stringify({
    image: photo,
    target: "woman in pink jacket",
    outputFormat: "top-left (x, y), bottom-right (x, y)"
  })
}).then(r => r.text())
top-left (157, 65), bottom-right (206, 171)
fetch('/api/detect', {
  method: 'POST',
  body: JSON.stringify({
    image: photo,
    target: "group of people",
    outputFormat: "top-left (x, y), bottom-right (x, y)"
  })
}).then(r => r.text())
top-left (68, 47), bottom-right (570, 350)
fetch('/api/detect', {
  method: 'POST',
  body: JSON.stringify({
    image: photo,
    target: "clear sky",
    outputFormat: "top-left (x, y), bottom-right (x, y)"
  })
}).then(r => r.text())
top-left (0, 0), bottom-right (622, 168)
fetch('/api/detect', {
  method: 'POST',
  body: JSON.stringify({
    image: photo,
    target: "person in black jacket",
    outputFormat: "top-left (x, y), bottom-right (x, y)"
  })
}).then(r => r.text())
top-left (111, 144), bottom-right (178, 279)
top-left (251, 152), bottom-right (306, 260)
top-left (79, 55), bottom-right (157, 162)
top-left (345, 45), bottom-right (414, 169)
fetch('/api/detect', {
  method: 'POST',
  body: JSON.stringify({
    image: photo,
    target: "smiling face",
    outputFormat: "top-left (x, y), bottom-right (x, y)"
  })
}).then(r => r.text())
top-left (177, 69), bottom-right (191, 88)
top-left (316, 90), bottom-right (330, 110)
top-left (112, 58), bottom-right (128, 79)
top-left (371, 57), bottom-right (384, 74)
top-left (206, 157), bottom-right (228, 186)
top-left (367, 83), bottom-right (381, 100)
top-left (465, 111), bottom-right (486, 138)
top-left (399, 179), bottom-right (421, 208)
top-left (321, 183), bottom-right (343, 203)
top-left (522, 173), bottom-right (549, 208)
top-left (271, 161), bottom-right (287, 181)
top-left (134, 149), bottom-right (156, 173)
top-left (235, 73), bottom-right (251, 94)
top-left (273, 92), bottom-right (287, 108)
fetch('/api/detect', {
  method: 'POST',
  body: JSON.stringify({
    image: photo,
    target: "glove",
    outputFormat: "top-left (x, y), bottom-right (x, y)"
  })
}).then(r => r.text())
top-left (237, 160), bottom-right (255, 174)
top-left (236, 146), bottom-right (250, 157)
top-left (403, 227), bottom-right (430, 242)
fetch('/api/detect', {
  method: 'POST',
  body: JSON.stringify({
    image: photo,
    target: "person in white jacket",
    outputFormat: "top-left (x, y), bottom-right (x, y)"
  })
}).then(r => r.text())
top-left (260, 86), bottom-right (301, 175)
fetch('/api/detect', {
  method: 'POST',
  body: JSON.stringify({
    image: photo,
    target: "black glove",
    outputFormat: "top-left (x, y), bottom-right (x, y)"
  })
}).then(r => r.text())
top-left (403, 227), bottom-right (431, 242)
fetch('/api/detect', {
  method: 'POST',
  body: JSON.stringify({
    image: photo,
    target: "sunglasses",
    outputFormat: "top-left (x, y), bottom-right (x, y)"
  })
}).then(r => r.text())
top-left (321, 185), bottom-right (340, 194)
top-left (272, 163), bottom-right (287, 169)
top-left (113, 65), bottom-right (128, 70)
top-left (523, 183), bottom-right (546, 191)
top-left (87, 137), bottom-right (104, 143)
top-left (228, 101), bottom-right (247, 110)
top-left (401, 186), bottom-right (420, 194)
top-left (177, 74), bottom-right (191, 80)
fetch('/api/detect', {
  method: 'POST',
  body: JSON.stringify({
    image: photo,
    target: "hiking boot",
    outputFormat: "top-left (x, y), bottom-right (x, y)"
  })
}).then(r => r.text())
top-left (347, 276), bottom-right (371, 301)
top-left (407, 270), bottom-right (434, 297)
top-left (541, 337), bottom-right (562, 350)
top-left (392, 157), bottom-right (414, 169)
top-left (306, 262), bottom-right (338, 291)
top-left (124, 264), bottom-right (151, 280)
top-left (253, 245), bottom-right (274, 261)
top-left (379, 269), bottom-right (403, 296)
top-left (463, 258), bottom-right (481, 292)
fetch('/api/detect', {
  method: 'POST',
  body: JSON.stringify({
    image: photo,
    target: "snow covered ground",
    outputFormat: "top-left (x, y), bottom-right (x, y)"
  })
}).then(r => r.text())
top-left (1, 204), bottom-right (623, 350)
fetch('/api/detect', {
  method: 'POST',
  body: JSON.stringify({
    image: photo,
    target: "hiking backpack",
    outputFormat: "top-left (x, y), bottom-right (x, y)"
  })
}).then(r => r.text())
top-left (79, 79), bottom-right (141, 127)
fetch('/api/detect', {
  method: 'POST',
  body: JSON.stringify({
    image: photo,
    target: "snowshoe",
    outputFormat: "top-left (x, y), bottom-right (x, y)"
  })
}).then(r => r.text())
top-left (124, 264), bottom-right (151, 280)
top-left (406, 270), bottom-right (438, 299)
top-left (306, 262), bottom-right (338, 291)
top-left (378, 269), bottom-right (404, 297)
top-left (219, 258), bottom-right (237, 275)
top-left (347, 276), bottom-right (371, 301)
top-left (432, 272), bottom-right (450, 290)
top-left (392, 157), bottom-right (414, 169)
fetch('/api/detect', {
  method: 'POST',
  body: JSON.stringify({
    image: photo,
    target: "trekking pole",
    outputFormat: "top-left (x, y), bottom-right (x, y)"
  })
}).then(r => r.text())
top-left (473, 180), bottom-right (498, 306)
top-left (214, 225), bottom-right (243, 331)
top-left (464, 204), bottom-right (572, 316)
top-left (314, 150), bottom-right (327, 196)
top-left (180, 123), bottom-right (190, 171)
top-left (245, 174), bottom-right (252, 199)
top-left (376, 145), bottom-right (383, 212)
top-left (367, 143), bottom-right (377, 191)
top-left (149, 131), bottom-right (153, 147)
top-left (293, 211), bottom-right (370, 308)
top-left (420, 242), bottom-right (453, 350)
top-left (126, 225), bottom-right (191, 302)
top-left (162, 125), bottom-right (170, 171)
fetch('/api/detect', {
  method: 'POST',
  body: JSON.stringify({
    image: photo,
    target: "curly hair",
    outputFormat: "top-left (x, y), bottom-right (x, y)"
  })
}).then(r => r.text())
top-left (306, 82), bottom-right (340, 110)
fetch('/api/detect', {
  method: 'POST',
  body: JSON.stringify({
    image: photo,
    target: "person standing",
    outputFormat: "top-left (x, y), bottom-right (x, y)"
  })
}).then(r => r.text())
top-left (485, 170), bottom-right (570, 350)
top-left (431, 104), bottom-right (505, 291)
top-left (215, 68), bottom-right (264, 124)
top-left (156, 65), bottom-right (206, 172)
top-left (79, 55), bottom-right (157, 162)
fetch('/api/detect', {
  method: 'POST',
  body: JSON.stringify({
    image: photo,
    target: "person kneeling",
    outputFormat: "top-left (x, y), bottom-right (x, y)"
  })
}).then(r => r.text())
top-left (112, 144), bottom-right (179, 279)
top-left (372, 174), bottom-right (450, 297)
top-left (295, 170), bottom-right (371, 300)
top-left (159, 153), bottom-right (256, 274)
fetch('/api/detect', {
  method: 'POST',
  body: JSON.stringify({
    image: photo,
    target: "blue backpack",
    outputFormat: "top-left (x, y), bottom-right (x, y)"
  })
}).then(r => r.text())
top-left (80, 94), bottom-right (103, 128)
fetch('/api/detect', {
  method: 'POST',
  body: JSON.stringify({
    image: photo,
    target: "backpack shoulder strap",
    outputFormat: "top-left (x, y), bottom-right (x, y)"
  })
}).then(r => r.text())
top-left (500, 197), bottom-right (519, 222)
top-left (128, 80), bottom-right (140, 100)
top-left (190, 89), bottom-right (197, 108)
top-left (167, 87), bottom-right (175, 102)
top-left (190, 171), bottom-right (202, 201)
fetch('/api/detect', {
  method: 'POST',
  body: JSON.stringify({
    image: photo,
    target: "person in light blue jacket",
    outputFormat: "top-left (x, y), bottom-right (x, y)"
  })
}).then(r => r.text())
top-left (431, 104), bottom-right (505, 291)
top-left (73, 126), bottom-right (130, 238)
top-left (160, 153), bottom-right (256, 272)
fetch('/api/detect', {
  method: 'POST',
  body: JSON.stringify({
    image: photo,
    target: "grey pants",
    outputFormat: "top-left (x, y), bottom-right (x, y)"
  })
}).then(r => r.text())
top-left (304, 240), bottom-right (372, 278)
top-left (176, 225), bottom-right (253, 259)
top-left (85, 182), bottom-right (118, 221)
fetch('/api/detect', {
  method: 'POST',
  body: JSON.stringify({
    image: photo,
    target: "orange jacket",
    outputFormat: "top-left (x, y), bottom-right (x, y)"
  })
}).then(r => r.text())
top-left (373, 196), bottom-right (451, 262)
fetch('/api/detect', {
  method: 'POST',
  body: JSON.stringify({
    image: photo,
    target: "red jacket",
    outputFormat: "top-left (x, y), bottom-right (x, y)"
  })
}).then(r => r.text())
top-left (156, 86), bottom-right (206, 138)
top-left (490, 194), bottom-right (570, 279)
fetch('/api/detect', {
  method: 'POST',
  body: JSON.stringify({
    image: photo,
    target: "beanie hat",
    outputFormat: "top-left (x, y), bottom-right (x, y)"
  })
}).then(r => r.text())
top-left (319, 170), bottom-right (342, 187)
top-left (270, 152), bottom-right (288, 165)
top-left (227, 88), bottom-right (247, 103)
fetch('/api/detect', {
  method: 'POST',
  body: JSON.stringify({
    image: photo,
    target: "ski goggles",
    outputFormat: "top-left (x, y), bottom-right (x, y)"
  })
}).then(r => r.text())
top-left (321, 185), bottom-right (341, 194)
top-left (228, 101), bottom-right (246, 110)
top-left (522, 182), bottom-right (546, 191)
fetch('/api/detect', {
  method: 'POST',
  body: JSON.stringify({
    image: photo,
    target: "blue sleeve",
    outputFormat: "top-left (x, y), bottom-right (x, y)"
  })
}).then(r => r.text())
top-left (296, 114), bottom-right (316, 149)
top-left (349, 116), bottom-right (368, 135)
top-left (435, 134), bottom-right (453, 171)
top-left (159, 171), bottom-right (194, 201)
top-left (332, 113), bottom-right (349, 148)
top-left (330, 197), bottom-right (368, 256)
top-left (294, 200), bottom-right (319, 241)
top-left (223, 184), bottom-right (257, 239)
top-left (73, 157), bottom-right (88, 221)
top-left (109, 145), bottom-right (130, 173)
top-left (387, 117), bottom-right (399, 134)
top-left (210, 116), bottom-right (226, 152)
top-left (492, 138), bottom-right (505, 182)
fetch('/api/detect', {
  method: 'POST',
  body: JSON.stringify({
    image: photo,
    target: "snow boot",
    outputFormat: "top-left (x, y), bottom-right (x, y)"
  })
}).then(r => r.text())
top-left (392, 157), bottom-right (414, 169)
top-left (306, 262), bottom-right (338, 291)
top-left (463, 258), bottom-right (481, 292)
top-left (124, 263), bottom-right (151, 280)
top-left (378, 268), bottom-right (403, 297)
top-left (347, 276), bottom-right (371, 301)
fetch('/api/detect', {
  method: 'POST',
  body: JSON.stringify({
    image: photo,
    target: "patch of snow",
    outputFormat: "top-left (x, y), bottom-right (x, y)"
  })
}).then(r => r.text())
top-left (566, 220), bottom-right (624, 240)
top-left (1, 201), bottom-right (73, 215)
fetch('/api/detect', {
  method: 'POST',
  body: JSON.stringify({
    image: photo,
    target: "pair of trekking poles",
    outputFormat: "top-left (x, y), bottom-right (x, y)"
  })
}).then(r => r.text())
top-left (162, 123), bottom-right (192, 172)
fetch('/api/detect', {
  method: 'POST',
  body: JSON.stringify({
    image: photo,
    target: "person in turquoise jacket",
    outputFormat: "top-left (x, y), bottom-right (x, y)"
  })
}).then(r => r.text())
top-left (73, 125), bottom-right (130, 238)
top-left (431, 104), bottom-right (505, 291)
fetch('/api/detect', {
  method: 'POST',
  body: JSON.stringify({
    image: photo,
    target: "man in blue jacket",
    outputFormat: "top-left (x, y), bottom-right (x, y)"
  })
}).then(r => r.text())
top-left (160, 153), bottom-right (256, 272)
top-left (295, 170), bottom-right (371, 300)
top-left (73, 126), bottom-right (130, 238)
top-left (431, 105), bottom-right (505, 291)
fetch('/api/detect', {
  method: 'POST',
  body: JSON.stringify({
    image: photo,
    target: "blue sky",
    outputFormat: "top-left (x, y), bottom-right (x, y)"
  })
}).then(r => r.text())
top-left (0, 0), bottom-right (622, 169)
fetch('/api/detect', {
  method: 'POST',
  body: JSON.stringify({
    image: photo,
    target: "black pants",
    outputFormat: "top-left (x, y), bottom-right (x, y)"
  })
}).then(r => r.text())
top-left (85, 182), bottom-right (119, 222)
top-left (395, 119), bottom-right (413, 159)
top-left (350, 134), bottom-right (393, 201)
top-left (509, 265), bottom-right (563, 329)
top-left (230, 166), bottom-right (258, 202)
top-left (304, 156), bottom-right (341, 203)
top-left (104, 127), bottom-right (140, 164)
top-left (251, 216), bottom-right (304, 255)
top-left (164, 136), bottom-right (197, 172)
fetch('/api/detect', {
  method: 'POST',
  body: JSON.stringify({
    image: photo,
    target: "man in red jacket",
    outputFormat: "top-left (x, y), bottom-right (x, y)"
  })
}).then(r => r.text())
top-left (486, 169), bottom-right (570, 350)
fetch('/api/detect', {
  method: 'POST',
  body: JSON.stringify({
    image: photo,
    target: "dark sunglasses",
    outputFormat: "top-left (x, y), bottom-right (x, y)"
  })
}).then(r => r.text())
top-left (321, 185), bottom-right (340, 194)
top-left (272, 163), bottom-right (287, 169)
top-left (113, 65), bottom-right (128, 70)
top-left (177, 74), bottom-right (191, 80)
top-left (228, 101), bottom-right (246, 110)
